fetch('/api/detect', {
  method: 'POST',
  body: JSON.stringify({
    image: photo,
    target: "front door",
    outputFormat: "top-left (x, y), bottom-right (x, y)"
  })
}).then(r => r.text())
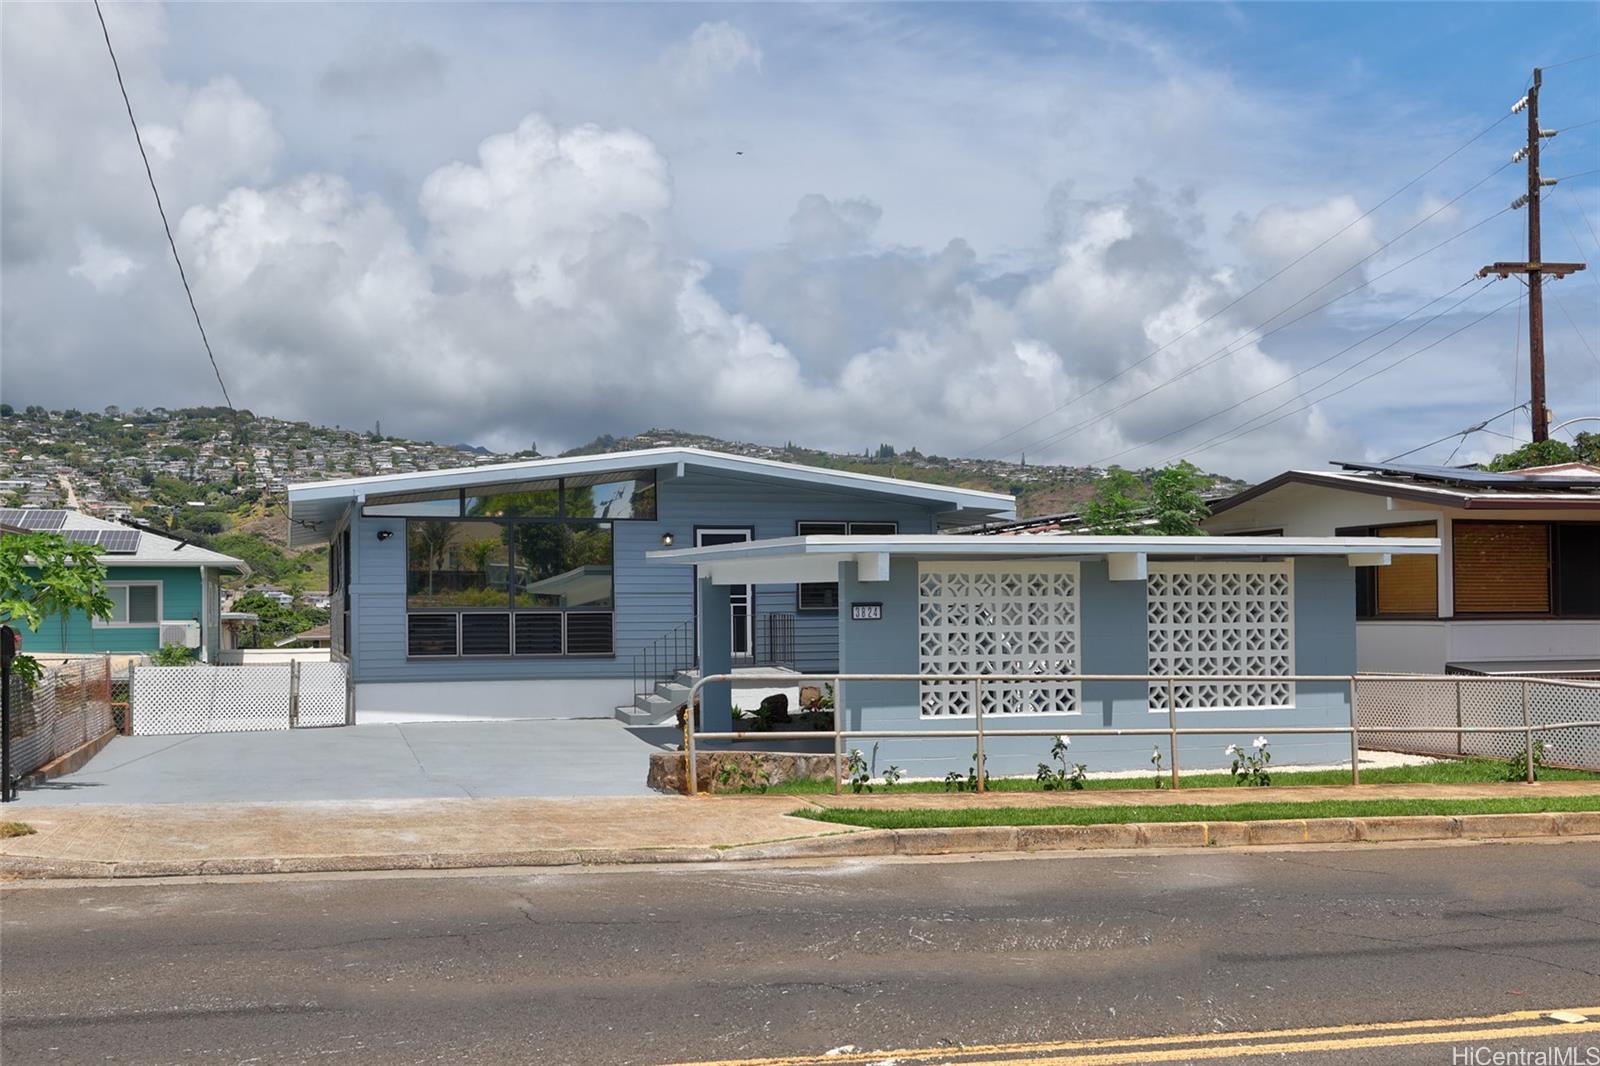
top-left (696, 529), bottom-right (753, 658)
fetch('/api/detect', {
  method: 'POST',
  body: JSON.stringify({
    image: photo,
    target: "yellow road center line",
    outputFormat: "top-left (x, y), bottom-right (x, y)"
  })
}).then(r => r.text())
top-left (661, 1006), bottom-right (1600, 1066)
top-left (985, 1019), bottom-right (1600, 1066)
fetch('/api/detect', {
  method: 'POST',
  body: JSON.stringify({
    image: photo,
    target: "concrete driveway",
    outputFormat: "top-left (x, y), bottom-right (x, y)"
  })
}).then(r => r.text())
top-left (14, 720), bottom-right (676, 806)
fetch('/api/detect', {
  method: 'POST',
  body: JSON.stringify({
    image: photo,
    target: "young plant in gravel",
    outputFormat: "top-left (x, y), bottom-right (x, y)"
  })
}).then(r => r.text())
top-left (881, 765), bottom-right (904, 790)
top-left (847, 748), bottom-right (873, 794)
top-left (1227, 736), bottom-right (1273, 786)
top-left (1037, 734), bottom-right (1087, 791)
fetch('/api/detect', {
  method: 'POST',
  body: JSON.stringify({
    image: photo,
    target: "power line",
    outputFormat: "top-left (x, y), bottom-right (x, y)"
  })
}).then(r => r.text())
top-left (1010, 200), bottom-right (1515, 461)
top-left (92, 0), bottom-right (237, 421)
top-left (971, 111), bottom-right (1516, 457)
top-left (1170, 291), bottom-right (1525, 463)
top-left (1548, 167), bottom-right (1600, 183)
top-left (1089, 276), bottom-right (1496, 468)
top-left (1384, 402), bottom-right (1528, 462)
top-left (1542, 50), bottom-right (1600, 72)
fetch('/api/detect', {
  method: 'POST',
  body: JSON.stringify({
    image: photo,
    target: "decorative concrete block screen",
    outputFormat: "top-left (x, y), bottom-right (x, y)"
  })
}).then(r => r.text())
top-left (1146, 562), bottom-right (1295, 711)
top-left (917, 561), bottom-right (1080, 717)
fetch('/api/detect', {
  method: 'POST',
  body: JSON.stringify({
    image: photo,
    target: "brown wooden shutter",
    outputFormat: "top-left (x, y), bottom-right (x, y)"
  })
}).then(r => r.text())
top-left (1375, 523), bottom-right (1438, 616)
top-left (1452, 522), bottom-right (1550, 614)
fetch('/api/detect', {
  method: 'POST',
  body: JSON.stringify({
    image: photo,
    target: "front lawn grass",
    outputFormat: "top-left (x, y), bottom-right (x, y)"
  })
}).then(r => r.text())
top-left (794, 795), bottom-right (1600, 830)
top-left (761, 756), bottom-right (1600, 795)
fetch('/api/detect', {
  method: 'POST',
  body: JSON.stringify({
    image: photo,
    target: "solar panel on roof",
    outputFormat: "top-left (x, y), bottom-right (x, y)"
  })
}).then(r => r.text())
top-left (1335, 460), bottom-right (1600, 491)
top-left (98, 530), bottom-right (141, 553)
top-left (64, 529), bottom-right (103, 546)
top-left (8, 509), bottom-right (70, 530)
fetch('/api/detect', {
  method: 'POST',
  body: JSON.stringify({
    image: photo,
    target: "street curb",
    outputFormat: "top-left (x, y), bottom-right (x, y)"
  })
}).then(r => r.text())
top-left (2, 811), bottom-right (1597, 880)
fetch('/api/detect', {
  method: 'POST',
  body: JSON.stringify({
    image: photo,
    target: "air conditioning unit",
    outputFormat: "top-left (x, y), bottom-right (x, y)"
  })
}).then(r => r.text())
top-left (159, 621), bottom-right (201, 649)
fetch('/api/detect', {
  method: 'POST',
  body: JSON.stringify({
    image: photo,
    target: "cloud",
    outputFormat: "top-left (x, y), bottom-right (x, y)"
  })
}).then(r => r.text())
top-left (316, 40), bottom-right (446, 103)
top-left (69, 230), bottom-right (142, 290)
top-left (787, 194), bottom-right (882, 258)
top-left (656, 21), bottom-right (762, 97)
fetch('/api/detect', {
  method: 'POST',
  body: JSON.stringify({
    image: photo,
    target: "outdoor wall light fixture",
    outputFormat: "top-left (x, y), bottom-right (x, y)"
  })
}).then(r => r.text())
top-left (660, 532), bottom-right (675, 547)
top-left (376, 529), bottom-right (394, 542)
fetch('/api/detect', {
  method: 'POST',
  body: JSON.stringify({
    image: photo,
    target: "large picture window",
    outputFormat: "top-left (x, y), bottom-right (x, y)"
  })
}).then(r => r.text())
top-left (380, 470), bottom-right (645, 657)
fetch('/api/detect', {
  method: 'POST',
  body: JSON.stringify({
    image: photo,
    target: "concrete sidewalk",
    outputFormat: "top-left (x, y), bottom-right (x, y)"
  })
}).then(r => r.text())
top-left (5, 781), bottom-right (1600, 879)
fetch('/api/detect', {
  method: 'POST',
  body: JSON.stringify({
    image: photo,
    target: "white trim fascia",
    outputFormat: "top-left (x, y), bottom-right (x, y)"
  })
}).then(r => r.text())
top-left (650, 533), bottom-right (1440, 568)
top-left (288, 446), bottom-right (1014, 512)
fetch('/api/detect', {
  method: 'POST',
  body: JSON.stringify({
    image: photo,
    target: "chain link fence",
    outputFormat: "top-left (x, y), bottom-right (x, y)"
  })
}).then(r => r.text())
top-left (1355, 676), bottom-right (1600, 770)
top-left (6, 657), bottom-right (116, 780)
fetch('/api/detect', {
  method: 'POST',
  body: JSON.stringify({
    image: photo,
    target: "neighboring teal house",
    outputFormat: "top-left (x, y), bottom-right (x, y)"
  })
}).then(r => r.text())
top-left (0, 509), bottom-right (247, 661)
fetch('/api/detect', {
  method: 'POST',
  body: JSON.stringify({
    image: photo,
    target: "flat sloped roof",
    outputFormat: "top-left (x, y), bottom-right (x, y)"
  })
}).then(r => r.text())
top-left (287, 446), bottom-right (1015, 545)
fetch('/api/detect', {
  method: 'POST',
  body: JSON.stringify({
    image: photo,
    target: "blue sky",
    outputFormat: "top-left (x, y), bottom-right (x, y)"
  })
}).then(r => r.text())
top-left (3, 2), bottom-right (1597, 477)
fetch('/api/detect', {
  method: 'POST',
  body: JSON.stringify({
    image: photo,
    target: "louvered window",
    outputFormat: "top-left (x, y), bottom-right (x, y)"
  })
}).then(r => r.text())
top-left (1376, 523), bottom-right (1438, 616)
top-left (1453, 522), bottom-right (1550, 614)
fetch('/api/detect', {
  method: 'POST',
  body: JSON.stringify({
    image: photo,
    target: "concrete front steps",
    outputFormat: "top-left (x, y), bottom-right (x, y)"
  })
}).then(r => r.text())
top-left (615, 670), bottom-right (698, 727)
top-left (614, 665), bottom-right (806, 727)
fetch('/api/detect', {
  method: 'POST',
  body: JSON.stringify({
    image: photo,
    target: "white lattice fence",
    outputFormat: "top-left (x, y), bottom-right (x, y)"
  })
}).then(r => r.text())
top-left (131, 663), bottom-right (349, 735)
top-left (296, 661), bottom-right (352, 727)
top-left (1356, 677), bottom-right (1600, 770)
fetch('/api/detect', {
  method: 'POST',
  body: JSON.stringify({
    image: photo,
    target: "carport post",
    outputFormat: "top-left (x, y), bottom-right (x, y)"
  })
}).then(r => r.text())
top-left (832, 675), bottom-right (844, 796)
top-left (1522, 680), bottom-right (1534, 784)
top-left (972, 678), bottom-right (985, 794)
top-left (1165, 676), bottom-right (1180, 790)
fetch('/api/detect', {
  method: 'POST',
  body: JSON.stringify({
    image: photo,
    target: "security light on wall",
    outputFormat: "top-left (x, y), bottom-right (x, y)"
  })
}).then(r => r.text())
top-left (660, 532), bottom-right (675, 547)
top-left (376, 529), bottom-right (394, 541)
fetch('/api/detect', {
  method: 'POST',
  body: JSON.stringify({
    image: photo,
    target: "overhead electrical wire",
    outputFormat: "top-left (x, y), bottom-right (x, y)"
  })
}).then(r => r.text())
top-left (992, 161), bottom-right (1517, 462)
top-left (1008, 200), bottom-right (1516, 460)
top-left (1383, 401), bottom-right (1528, 463)
top-left (1165, 291), bottom-right (1526, 463)
top-left (92, 0), bottom-right (237, 421)
top-left (971, 111), bottom-right (1516, 458)
top-left (1085, 277), bottom-right (1496, 468)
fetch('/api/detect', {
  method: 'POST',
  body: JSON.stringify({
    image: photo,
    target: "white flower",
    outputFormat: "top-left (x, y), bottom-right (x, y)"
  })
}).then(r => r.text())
top-left (1225, 744), bottom-right (1240, 756)
top-left (1057, 734), bottom-right (1071, 747)
top-left (1252, 736), bottom-right (1269, 750)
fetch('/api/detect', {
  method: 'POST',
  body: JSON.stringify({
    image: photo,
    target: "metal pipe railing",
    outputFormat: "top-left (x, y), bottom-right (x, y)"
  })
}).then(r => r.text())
top-left (679, 671), bottom-right (1600, 796)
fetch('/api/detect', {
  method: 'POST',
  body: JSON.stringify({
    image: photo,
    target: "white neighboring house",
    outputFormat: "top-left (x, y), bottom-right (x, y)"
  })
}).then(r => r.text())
top-left (1204, 460), bottom-right (1600, 677)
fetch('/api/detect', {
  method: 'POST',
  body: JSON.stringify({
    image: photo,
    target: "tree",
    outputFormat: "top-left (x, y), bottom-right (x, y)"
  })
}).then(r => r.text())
top-left (0, 533), bottom-right (113, 685)
top-left (1148, 461), bottom-right (1211, 535)
top-left (1081, 467), bottom-right (1143, 534)
top-left (1486, 433), bottom-right (1599, 471)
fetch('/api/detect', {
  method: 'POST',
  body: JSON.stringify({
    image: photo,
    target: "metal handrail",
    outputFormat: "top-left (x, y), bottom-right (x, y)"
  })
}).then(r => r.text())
top-left (680, 671), bottom-right (1600, 796)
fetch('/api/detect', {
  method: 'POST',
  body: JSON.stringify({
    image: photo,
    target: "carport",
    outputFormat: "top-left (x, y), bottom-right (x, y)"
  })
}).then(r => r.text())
top-left (13, 719), bottom-right (671, 806)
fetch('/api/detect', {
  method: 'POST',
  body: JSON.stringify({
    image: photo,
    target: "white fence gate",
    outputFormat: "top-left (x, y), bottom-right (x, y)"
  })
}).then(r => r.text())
top-left (129, 661), bottom-right (351, 736)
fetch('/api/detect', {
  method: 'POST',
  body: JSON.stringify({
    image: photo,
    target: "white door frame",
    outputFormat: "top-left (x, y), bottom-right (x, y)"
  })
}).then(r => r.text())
top-left (696, 527), bottom-right (754, 658)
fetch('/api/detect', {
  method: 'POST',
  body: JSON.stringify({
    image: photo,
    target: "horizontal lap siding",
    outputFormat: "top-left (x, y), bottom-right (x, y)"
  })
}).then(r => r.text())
top-left (350, 471), bottom-right (940, 683)
top-left (28, 566), bottom-right (201, 654)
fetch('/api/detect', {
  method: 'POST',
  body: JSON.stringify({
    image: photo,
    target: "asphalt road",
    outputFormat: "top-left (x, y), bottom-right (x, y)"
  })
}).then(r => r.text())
top-left (3, 842), bottom-right (1599, 1065)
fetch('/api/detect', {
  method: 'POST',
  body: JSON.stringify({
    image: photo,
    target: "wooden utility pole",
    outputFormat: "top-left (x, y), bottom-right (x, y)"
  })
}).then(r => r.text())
top-left (1479, 67), bottom-right (1586, 443)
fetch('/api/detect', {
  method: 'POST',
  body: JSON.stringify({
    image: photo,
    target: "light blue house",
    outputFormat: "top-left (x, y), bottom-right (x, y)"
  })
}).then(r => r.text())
top-left (0, 508), bottom-right (247, 662)
top-left (285, 448), bottom-right (1014, 722)
top-left (649, 532), bottom-right (1440, 774)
